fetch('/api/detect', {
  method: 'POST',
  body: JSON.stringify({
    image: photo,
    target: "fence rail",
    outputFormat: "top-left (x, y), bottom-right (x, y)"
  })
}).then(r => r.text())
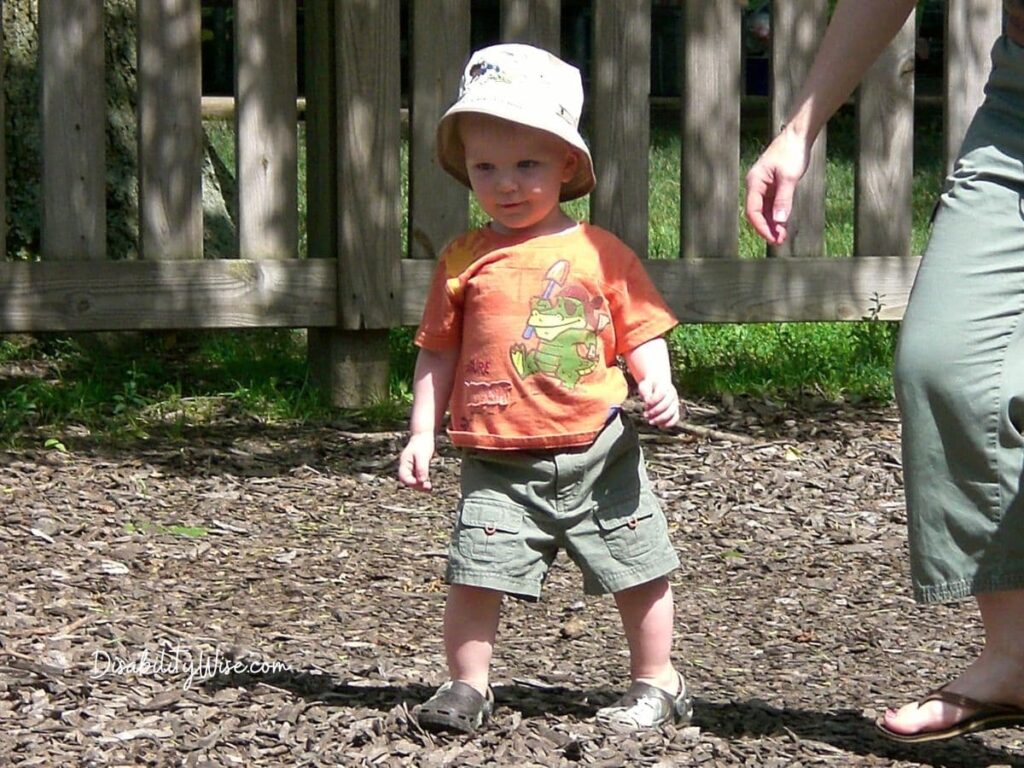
top-left (0, 1), bottom-right (1007, 405)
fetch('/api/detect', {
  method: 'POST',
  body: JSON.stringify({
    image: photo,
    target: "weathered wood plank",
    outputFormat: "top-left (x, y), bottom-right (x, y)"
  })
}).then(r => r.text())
top-left (336, 0), bottom-right (401, 329)
top-left (770, 0), bottom-right (829, 258)
top-left (39, 0), bottom-right (105, 261)
top-left (235, 0), bottom-right (298, 260)
top-left (0, 13), bottom-right (6, 259)
top-left (642, 257), bottom-right (918, 321)
top-left (317, 0), bottom-right (402, 406)
top-left (944, 0), bottom-right (1002, 169)
top-left (681, 0), bottom-right (741, 259)
top-left (0, 257), bottom-right (923, 333)
top-left (400, 256), bottom-right (922, 325)
top-left (855, 14), bottom-right (915, 257)
top-left (501, 0), bottom-right (560, 52)
top-left (408, 0), bottom-right (469, 260)
top-left (591, 0), bottom-right (650, 257)
top-left (307, 329), bottom-right (391, 407)
top-left (137, 0), bottom-right (203, 260)
top-left (0, 260), bottom-right (336, 332)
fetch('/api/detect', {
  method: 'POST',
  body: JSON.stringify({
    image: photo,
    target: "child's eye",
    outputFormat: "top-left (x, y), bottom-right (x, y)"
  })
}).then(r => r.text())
top-left (517, 160), bottom-right (539, 169)
top-left (473, 162), bottom-right (494, 172)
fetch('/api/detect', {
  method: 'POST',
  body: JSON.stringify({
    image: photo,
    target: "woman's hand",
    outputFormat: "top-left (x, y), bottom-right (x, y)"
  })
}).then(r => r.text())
top-left (744, 126), bottom-right (813, 246)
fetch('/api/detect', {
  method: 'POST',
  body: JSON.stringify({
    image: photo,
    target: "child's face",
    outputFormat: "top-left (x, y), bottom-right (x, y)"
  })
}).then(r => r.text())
top-left (459, 114), bottom-right (580, 237)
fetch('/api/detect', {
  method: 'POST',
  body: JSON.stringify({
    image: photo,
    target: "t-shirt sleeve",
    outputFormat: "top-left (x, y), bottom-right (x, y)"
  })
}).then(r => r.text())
top-left (609, 250), bottom-right (678, 356)
top-left (414, 256), bottom-right (462, 350)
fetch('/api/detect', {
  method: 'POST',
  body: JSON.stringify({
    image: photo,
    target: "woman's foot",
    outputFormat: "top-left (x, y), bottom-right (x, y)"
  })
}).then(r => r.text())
top-left (879, 655), bottom-right (1024, 740)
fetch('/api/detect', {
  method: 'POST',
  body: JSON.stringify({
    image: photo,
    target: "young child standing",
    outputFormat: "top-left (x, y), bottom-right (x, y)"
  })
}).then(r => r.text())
top-left (398, 43), bottom-right (690, 735)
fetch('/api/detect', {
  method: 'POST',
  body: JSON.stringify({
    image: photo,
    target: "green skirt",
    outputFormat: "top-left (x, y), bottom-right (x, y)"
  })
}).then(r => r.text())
top-left (894, 35), bottom-right (1024, 603)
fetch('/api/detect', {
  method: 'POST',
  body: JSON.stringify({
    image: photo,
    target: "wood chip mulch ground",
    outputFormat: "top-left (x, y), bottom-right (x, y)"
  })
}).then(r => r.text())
top-left (2, 397), bottom-right (1022, 767)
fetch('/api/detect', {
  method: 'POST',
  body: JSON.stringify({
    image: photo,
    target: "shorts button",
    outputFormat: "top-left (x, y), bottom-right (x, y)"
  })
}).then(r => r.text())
top-left (627, 518), bottom-right (638, 530)
top-left (484, 525), bottom-right (497, 535)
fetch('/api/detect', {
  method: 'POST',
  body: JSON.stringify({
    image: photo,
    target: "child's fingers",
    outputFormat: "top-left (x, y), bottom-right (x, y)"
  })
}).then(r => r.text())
top-left (638, 380), bottom-right (681, 429)
top-left (398, 449), bottom-right (432, 491)
top-left (415, 455), bottom-right (433, 490)
top-left (645, 398), bottom-right (680, 429)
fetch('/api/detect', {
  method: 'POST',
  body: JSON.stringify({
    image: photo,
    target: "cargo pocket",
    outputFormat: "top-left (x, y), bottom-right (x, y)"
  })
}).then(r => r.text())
top-left (455, 500), bottom-right (523, 564)
top-left (593, 496), bottom-right (659, 562)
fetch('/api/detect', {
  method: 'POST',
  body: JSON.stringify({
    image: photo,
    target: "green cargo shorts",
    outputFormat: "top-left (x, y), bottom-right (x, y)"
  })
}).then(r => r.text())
top-left (446, 412), bottom-right (680, 600)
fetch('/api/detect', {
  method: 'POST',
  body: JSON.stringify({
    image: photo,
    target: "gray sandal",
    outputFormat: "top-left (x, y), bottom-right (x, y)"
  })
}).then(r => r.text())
top-left (416, 681), bottom-right (494, 734)
top-left (596, 673), bottom-right (693, 732)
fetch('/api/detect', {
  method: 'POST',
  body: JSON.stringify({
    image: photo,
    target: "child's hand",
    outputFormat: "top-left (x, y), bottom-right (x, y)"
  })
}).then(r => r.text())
top-left (398, 433), bottom-right (436, 492)
top-left (637, 378), bottom-right (681, 429)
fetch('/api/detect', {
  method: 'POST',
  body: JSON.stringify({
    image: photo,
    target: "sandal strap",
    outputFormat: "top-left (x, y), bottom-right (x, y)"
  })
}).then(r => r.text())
top-left (419, 681), bottom-right (493, 720)
top-left (615, 674), bottom-right (683, 709)
top-left (922, 687), bottom-right (1021, 715)
top-left (429, 680), bottom-right (491, 708)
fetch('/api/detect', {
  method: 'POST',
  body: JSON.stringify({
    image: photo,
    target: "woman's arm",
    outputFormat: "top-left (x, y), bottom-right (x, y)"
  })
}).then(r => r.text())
top-left (745, 0), bottom-right (917, 244)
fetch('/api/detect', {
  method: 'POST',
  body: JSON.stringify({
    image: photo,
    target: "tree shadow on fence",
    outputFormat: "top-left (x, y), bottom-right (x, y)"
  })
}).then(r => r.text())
top-left (3, 1), bottom-right (235, 263)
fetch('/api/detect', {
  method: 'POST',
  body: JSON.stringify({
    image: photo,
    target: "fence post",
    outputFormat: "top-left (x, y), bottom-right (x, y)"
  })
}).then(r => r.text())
top-left (770, 0), bottom-right (828, 258)
top-left (137, 0), bottom-right (203, 260)
top-left (39, 0), bottom-right (106, 262)
top-left (855, 14), bottom-right (915, 259)
top-left (591, 0), bottom-right (650, 257)
top-left (1, 11), bottom-right (6, 259)
top-left (236, 0), bottom-right (298, 261)
top-left (409, 0), bottom-right (469, 261)
top-left (681, 0), bottom-right (741, 260)
top-left (501, 0), bottom-right (561, 52)
top-left (310, 0), bottom-right (401, 408)
top-left (944, 0), bottom-right (1002, 172)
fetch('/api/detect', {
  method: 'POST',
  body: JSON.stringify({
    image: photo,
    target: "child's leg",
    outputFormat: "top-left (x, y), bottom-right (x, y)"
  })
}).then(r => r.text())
top-left (444, 584), bottom-right (503, 694)
top-left (613, 576), bottom-right (678, 692)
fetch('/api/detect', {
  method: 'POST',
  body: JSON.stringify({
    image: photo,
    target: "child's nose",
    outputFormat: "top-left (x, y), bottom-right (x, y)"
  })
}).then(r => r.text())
top-left (496, 172), bottom-right (517, 193)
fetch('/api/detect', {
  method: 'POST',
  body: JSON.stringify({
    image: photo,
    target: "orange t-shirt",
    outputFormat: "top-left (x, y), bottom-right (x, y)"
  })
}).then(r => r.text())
top-left (415, 223), bottom-right (677, 450)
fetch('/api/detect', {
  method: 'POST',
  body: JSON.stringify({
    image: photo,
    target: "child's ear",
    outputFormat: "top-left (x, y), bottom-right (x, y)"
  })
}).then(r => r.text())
top-left (562, 149), bottom-right (580, 182)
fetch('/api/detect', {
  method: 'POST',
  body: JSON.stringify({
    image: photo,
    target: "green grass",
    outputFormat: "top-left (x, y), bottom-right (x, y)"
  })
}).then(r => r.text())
top-left (0, 105), bottom-right (947, 443)
top-left (0, 331), bottom-right (332, 445)
top-left (669, 319), bottom-right (899, 403)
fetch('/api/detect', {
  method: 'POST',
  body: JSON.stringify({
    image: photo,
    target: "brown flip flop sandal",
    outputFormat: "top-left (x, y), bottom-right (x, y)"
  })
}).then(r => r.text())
top-left (876, 686), bottom-right (1024, 743)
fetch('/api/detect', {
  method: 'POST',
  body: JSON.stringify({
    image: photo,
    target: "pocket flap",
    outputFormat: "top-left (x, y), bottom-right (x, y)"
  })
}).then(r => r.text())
top-left (459, 500), bottom-right (523, 534)
top-left (593, 498), bottom-right (653, 533)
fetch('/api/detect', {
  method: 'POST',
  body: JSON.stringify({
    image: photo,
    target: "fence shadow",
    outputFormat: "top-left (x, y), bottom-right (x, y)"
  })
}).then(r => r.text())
top-left (198, 671), bottom-right (1023, 766)
top-left (695, 698), bottom-right (1024, 768)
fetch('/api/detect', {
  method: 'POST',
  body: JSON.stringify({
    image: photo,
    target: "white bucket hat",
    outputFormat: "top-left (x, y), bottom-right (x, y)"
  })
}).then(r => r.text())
top-left (436, 43), bottom-right (596, 202)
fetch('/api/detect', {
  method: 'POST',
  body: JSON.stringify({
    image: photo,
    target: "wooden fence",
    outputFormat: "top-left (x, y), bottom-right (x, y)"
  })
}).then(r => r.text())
top-left (0, 1), bottom-right (1007, 406)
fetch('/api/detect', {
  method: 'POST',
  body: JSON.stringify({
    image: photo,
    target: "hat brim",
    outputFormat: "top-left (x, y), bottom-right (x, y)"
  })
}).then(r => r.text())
top-left (436, 103), bottom-right (596, 202)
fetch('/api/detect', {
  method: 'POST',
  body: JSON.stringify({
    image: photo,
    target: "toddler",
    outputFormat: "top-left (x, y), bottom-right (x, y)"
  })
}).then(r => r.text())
top-left (398, 43), bottom-right (690, 735)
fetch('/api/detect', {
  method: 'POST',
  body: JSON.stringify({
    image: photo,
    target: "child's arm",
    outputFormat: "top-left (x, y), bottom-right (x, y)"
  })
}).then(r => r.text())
top-left (398, 346), bottom-right (459, 492)
top-left (623, 337), bottom-right (681, 429)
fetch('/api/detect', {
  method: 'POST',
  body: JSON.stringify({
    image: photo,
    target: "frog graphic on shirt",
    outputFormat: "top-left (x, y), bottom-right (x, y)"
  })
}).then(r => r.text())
top-left (510, 275), bottom-right (610, 389)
